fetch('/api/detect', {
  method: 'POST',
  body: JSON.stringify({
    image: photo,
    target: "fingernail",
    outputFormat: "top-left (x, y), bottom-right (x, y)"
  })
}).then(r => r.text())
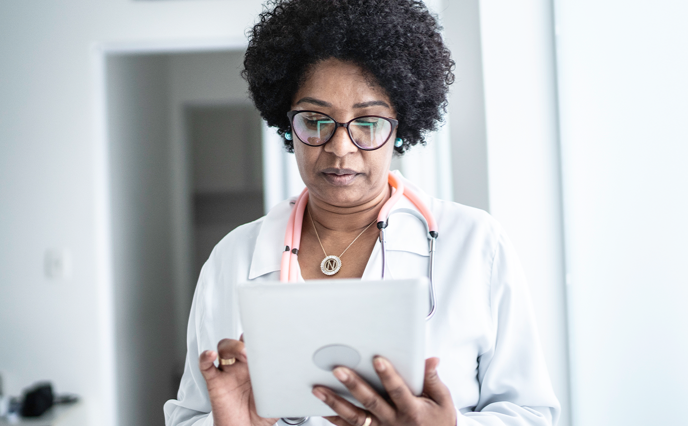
top-left (333, 367), bottom-right (349, 382)
top-left (312, 388), bottom-right (327, 401)
top-left (374, 357), bottom-right (387, 372)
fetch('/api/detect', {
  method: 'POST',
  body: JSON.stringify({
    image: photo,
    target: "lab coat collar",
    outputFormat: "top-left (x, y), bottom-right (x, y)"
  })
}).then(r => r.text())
top-left (247, 197), bottom-right (294, 280)
top-left (247, 171), bottom-right (434, 280)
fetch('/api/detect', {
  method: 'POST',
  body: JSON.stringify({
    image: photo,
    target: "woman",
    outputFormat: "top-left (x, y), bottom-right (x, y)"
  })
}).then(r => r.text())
top-left (164, 1), bottom-right (560, 425)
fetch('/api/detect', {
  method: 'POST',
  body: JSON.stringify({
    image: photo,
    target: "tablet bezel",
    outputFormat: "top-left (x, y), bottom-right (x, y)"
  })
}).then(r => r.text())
top-left (238, 278), bottom-right (428, 418)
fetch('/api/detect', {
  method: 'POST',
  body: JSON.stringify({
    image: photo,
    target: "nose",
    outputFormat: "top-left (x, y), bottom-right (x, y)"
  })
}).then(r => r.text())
top-left (323, 125), bottom-right (358, 157)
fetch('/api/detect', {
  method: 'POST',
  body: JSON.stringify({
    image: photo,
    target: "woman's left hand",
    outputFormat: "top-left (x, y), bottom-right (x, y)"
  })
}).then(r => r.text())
top-left (312, 357), bottom-right (457, 426)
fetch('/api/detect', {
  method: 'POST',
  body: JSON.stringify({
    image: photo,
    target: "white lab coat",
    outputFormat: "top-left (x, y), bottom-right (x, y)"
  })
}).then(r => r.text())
top-left (164, 176), bottom-right (561, 426)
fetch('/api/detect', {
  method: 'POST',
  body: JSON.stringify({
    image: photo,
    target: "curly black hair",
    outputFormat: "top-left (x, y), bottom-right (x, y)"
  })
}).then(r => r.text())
top-left (242, 0), bottom-right (454, 154)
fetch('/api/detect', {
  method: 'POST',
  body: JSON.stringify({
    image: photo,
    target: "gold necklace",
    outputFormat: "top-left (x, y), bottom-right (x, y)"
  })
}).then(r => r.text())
top-left (307, 208), bottom-right (377, 276)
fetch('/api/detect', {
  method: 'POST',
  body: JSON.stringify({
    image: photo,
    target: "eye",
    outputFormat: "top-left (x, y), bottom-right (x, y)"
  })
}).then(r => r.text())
top-left (301, 114), bottom-right (333, 129)
top-left (305, 118), bottom-right (332, 126)
top-left (353, 118), bottom-right (380, 126)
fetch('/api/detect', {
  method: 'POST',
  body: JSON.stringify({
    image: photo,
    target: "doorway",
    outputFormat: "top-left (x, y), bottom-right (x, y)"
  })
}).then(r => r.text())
top-left (104, 48), bottom-right (264, 426)
top-left (186, 103), bottom-right (264, 282)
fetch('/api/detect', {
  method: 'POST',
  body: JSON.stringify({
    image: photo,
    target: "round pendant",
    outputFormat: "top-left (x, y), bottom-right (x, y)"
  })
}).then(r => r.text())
top-left (320, 255), bottom-right (342, 276)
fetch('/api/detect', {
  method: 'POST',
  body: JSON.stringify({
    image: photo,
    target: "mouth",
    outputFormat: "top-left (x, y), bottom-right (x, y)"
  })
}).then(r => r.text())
top-left (320, 168), bottom-right (360, 186)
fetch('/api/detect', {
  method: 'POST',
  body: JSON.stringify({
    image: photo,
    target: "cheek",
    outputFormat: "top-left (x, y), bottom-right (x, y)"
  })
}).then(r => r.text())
top-left (360, 148), bottom-right (394, 188)
top-left (293, 143), bottom-right (318, 181)
top-left (369, 144), bottom-right (394, 174)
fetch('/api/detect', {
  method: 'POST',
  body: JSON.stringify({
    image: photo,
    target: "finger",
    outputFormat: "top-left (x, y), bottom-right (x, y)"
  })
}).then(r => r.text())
top-left (373, 356), bottom-right (418, 413)
top-left (322, 416), bottom-right (351, 426)
top-left (421, 357), bottom-right (452, 405)
top-left (239, 333), bottom-right (244, 342)
top-left (199, 350), bottom-right (220, 381)
top-left (313, 386), bottom-right (373, 426)
top-left (331, 367), bottom-right (395, 421)
top-left (217, 338), bottom-right (247, 368)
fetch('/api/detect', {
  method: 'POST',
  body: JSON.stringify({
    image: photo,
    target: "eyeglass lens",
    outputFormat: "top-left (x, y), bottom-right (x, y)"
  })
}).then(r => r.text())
top-left (291, 112), bottom-right (393, 149)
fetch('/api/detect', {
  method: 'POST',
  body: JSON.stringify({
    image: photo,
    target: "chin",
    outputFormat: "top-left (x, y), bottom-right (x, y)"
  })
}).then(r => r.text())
top-left (313, 184), bottom-right (367, 207)
top-left (326, 191), bottom-right (366, 207)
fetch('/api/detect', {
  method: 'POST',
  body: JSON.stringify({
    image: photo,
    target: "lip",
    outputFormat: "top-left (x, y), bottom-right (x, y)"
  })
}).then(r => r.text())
top-left (320, 168), bottom-right (360, 186)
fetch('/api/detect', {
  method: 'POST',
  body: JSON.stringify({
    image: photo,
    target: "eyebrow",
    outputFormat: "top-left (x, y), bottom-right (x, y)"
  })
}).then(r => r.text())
top-left (294, 97), bottom-right (391, 109)
top-left (352, 100), bottom-right (391, 109)
top-left (295, 97), bottom-right (332, 107)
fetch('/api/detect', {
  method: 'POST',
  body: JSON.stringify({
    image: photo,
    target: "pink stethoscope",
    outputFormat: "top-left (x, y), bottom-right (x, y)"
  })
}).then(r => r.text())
top-left (279, 171), bottom-right (439, 320)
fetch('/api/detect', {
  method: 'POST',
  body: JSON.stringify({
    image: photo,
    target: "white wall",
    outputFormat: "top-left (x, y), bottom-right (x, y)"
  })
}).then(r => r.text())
top-left (477, 1), bottom-right (571, 425)
top-left (554, 1), bottom-right (688, 425)
top-left (0, 1), bottom-right (263, 425)
top-left (441, 0), bottom-right (491, 211)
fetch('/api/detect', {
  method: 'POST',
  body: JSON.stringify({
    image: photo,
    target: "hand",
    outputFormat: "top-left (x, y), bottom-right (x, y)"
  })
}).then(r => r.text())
top-left (312, 357), bottom-right (456, 426)
top-left (199, 337), bottom-right (278, 426)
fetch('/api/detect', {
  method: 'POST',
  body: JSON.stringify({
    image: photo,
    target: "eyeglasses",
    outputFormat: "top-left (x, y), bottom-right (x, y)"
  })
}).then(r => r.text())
top-left (287, 110), bottom-right (398, 151)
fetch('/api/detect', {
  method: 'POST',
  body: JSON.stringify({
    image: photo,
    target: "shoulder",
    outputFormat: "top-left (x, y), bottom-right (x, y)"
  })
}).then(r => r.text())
top-left (213, 217), bottom-right (264, 258)
top-left (191, 217), bottom-right (264, 309)
top-left (201, 197), bottom-right (293, 282)
top-left (394, 171), bottom-right (501, 249)
top-left (431, 197), bottom-right (502, 252)
top-left (217, 215), bottom-right (263, 252)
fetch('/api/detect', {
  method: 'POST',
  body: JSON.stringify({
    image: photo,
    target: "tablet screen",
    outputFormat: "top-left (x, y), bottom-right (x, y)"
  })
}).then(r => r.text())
top-left (238, 278), bottom-right (428, 418)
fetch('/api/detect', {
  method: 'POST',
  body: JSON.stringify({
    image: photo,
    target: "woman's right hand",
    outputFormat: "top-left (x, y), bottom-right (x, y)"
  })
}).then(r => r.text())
top-left (199, 337), bottom-right (278, 426)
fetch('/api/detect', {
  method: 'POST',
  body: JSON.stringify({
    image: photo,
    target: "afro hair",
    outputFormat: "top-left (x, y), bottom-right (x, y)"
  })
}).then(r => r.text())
top-left (242, 0), bottom-right (455, 154)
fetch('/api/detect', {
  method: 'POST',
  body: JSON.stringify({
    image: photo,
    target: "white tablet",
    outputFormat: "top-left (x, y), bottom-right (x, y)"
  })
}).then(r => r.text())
top-left (237, 278), bottom-right (428, 418)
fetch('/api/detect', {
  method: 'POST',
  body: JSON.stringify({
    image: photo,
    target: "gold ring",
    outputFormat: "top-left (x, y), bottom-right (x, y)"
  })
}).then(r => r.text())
top-left (361, 413), bottom-right (372, 426)
top-left (220, 357), bottom-right (236, 366)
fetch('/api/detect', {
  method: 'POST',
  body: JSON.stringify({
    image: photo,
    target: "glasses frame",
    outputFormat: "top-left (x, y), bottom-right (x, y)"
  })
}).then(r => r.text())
top-left (287, 110), bottom-right (399, 151)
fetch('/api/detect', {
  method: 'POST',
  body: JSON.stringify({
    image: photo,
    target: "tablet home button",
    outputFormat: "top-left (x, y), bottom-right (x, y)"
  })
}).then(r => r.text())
top-left (312, 344), bottom-right (361, 371)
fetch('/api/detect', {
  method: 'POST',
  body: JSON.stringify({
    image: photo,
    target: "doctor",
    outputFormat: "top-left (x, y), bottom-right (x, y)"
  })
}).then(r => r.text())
top-left (164, 0), bottom-right (560, 425)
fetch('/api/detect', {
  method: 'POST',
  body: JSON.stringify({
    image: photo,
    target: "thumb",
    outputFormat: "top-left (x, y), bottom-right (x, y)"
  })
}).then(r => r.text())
top-left (422, 357), bottom-right (452, 405)
top-left (199, 350), bottom-right (221, 382)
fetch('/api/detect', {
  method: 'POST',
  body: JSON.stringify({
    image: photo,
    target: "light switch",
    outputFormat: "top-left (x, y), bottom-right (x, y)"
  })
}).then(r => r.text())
top-left (45, 249), bottom-right (71, 280)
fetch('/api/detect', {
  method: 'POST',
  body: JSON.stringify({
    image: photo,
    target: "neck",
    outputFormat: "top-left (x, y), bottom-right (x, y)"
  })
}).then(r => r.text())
top-left (307, 185), bottom-right (390, 233)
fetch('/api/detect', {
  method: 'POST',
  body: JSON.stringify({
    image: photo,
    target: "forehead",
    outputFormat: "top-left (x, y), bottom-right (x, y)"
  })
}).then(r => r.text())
top-left (294, 59), bottom-right (391, 108)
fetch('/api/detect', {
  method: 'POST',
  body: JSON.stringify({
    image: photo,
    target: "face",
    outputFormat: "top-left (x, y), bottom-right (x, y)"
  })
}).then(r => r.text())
top-left (291, 58), bottom-right (396, 207)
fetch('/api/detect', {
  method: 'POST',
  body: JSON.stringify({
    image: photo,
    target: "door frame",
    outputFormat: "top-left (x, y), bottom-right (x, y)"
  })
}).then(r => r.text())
top-left (91, 37), bottom-right (248, 426)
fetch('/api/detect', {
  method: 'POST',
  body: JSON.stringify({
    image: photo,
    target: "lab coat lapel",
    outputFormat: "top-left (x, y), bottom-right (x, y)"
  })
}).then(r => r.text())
top-left (247, 198), bottom-right (294, 280)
